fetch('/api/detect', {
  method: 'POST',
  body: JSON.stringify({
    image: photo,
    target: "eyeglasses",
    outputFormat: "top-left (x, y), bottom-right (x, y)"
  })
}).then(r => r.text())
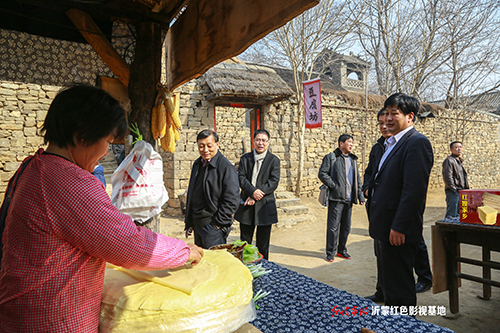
top-left (255, 139), bottom-right (269, 143)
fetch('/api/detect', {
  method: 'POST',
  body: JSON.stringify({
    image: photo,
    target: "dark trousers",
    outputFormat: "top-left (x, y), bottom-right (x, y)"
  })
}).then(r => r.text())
top-left (415, 237), bottom-right (433, 284)
top-left (326, 201), bottom-right (352, 258)
top-left (373, 236), bottom-right (432, 300)
top-left (193, 223), bottom-right (230, 249)
top-left (375, 239), bottom-right (418, 307)
top-left (240, 224), bottom-right (272, 260)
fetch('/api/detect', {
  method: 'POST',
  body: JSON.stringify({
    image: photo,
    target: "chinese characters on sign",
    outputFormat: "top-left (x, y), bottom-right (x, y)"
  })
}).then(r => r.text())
top-left (331, 305), bottom-right (447, 317)
top-left (303, 78), bottom-right (322, 128)
top-left (461, 193), bottom-right (468, 220)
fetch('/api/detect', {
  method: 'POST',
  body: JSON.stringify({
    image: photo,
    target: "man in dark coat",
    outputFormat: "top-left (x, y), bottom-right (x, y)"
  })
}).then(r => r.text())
top-left (363, 108), bottom-right (433, 304)
top-left (366, 93), bottom-right (434, 307)
top-left (234, 129), bottom-right (280, 260)
top-left (184, 130), bottom-right (240, 249)
top-left (318, 134), bottom-right (365, 262)
top-left (442, 141), bottom-right (469, 218)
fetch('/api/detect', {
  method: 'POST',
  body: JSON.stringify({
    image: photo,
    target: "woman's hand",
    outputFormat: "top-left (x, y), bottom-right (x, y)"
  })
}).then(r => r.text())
top-left (188, 244), bottom-right (204, 265)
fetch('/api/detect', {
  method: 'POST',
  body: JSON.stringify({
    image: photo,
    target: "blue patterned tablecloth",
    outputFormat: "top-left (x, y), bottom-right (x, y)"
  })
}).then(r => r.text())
top-left (251, 260), bottom-right (454, 333)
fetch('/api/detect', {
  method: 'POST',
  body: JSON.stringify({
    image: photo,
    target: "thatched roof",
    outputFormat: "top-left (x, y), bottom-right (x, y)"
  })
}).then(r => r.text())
top-left (334, 90), bottom-right (446, 117)
top-left (429, 91), bottom-right (500, 115)
top-left (204, 59), bottom-right (446, 116)
top-left (269, 66), bottom-right (345, 93)
top-left (333, 91), bottom-right (385, 109)
top-left (203, 62), bottom-right (294, 106)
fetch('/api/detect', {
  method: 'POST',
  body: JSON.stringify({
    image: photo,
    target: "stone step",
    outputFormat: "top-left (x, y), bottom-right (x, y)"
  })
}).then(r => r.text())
top-left (276, 185), bottom-right (287, 192)
top-left (276, 198), bottom-right (301, 208)
top-left (278, 205), bottom-right (309, 216)
top-left (275, 191), bottom-right (295, 199)
top-left (276, 214), bottom-right (316, 228)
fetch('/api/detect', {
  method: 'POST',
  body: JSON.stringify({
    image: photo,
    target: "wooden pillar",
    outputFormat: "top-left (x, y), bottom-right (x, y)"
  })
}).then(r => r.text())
top-left (128, 22), bottom-right (164, 145)
top-left (129, 22), bottom-right (164, 232)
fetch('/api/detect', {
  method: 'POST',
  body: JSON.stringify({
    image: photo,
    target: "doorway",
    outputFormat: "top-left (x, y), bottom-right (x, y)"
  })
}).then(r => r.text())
top-left (249, 108), bottom-right (261, 150)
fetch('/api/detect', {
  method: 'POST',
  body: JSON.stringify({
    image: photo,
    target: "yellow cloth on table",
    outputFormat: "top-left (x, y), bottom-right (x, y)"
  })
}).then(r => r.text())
top-left (100, 250), bottom-right (255, 333)
top-left (106, 259), bottom-right (216, 295)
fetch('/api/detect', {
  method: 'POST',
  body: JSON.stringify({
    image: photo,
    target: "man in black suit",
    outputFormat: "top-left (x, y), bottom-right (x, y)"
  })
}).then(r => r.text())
top-left (363, 108), bottom-right (433, 303)
top-left (367, 93), bottom-right (433, 307)
top-left (234, 129), bottom-right (280, 260)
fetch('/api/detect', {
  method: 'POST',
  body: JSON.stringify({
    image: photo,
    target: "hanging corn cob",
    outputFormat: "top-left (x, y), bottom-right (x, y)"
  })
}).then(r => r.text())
top-left (151, 85), bottom-right (182, 153)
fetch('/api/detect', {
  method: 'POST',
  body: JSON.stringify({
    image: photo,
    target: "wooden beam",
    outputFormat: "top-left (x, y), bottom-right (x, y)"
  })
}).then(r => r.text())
top-left (166, 0), bottom-right (319, 90)
top-left (17, 0), bottom-right (173, 27)
top-left (66, 8), bottom-right (130, 86)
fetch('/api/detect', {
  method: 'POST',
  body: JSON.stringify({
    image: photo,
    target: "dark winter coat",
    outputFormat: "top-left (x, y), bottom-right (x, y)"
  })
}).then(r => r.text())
top-left (442, 154), bottom-right (469, 192)
top-left (234, 151), bottom-right (280, 226)
top-left (318, 148), bottom-right (364, 204)
top-left (184, 151), bottom-right (240, 229)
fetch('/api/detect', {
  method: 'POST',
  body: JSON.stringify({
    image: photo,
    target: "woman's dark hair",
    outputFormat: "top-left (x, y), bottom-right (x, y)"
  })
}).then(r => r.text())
top-left (42, 84), bottom-right (127, 147)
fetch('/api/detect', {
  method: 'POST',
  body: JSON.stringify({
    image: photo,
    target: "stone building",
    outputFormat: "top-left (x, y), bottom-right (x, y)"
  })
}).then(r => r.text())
top-left (312, 49), bottom-right (370, 93)
top-left (160, 60), bottom-right (500, 214)
top-left (1, 27), bottom-right (499, 218)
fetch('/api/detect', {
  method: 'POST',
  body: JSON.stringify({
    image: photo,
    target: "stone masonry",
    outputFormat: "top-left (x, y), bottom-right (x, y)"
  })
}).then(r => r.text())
top-left (1, 77), bottom-right (499, 215)
top-left (0, 25), bottom-right (499, 212)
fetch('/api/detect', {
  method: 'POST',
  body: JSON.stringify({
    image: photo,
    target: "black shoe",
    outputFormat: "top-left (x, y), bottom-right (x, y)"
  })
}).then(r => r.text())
top-left (336, 251), bottom-right (351, 259)
top-left (415, 281), bottom-right (432, 293)
top-left (364, 294), bottom-right (384, 303)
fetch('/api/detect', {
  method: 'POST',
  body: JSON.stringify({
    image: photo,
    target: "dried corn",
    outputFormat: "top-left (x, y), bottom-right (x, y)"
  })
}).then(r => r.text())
top-left (151, 105), bottom-right (159, 139)
top-left (157, 103), bottom-right (167, 139)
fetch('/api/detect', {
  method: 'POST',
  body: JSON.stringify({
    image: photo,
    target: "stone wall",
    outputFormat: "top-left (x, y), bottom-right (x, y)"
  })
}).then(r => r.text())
top-left (1, 45), bottom-right (499, 212)
top-left (160, 77), bottom-right (500, 214)
top-left (0, 82), bottom-right (58, 192)
top-left (0, 24), bottom-right (132, 195)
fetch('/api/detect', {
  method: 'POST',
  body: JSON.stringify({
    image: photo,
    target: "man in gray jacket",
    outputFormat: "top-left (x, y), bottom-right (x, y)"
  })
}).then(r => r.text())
top-left (442, 141), bottom-right (469, 218)
top-left (318, 134), bottom-right (365, 262)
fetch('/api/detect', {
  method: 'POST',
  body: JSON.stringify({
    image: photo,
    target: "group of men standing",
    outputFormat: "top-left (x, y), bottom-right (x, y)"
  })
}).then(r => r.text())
top-left (183, 129), bottom-right (279, 260)
top-left (319, 92), bottom-right (469, 309)
top-left (182, 92), bottom-right (469, 310)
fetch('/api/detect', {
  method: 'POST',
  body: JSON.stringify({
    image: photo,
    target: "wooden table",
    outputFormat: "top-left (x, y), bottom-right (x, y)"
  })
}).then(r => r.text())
top-left (433, 221), bottom-right (500, 316)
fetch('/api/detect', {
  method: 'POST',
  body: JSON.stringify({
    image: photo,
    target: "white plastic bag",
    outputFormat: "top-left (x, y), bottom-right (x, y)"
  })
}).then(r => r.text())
top-left (111, 141), bottom-right (168, 223)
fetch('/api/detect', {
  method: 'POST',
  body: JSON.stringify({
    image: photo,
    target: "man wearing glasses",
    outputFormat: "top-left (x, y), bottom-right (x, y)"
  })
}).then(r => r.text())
top-left (234, 129), bottom-right (280, 260)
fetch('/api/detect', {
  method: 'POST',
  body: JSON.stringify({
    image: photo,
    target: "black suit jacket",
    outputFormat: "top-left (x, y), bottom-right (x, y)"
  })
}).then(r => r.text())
top-left (234, 151), bottom-right (280, 226)
top-left (367, 127), bottom-right (433, 243)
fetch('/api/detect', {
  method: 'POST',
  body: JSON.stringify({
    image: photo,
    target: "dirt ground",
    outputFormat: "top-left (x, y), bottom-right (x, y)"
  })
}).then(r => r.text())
top-left (161, 188), bottom-right (500, 333)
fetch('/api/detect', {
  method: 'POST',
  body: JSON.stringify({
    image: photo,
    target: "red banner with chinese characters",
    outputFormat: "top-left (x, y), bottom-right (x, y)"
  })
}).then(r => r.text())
top-left (303, 78), bottom-right (322, 128)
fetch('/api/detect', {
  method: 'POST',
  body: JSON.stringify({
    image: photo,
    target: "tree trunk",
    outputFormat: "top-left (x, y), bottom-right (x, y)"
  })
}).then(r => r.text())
top-left (128, 22), bottom-right (164, 145)
top-left (128, 22), bottom-right (164, 232)
top-left (295, 97), bottom-right (305, 197)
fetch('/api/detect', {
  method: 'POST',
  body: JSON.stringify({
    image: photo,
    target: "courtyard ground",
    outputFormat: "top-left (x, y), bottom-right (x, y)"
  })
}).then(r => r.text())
top-left (160, 188), bottom-right (500, 333)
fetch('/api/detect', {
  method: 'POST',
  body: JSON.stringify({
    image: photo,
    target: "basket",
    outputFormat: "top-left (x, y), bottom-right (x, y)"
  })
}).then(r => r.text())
top-left (209, 244), bottom-right (245, 262)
